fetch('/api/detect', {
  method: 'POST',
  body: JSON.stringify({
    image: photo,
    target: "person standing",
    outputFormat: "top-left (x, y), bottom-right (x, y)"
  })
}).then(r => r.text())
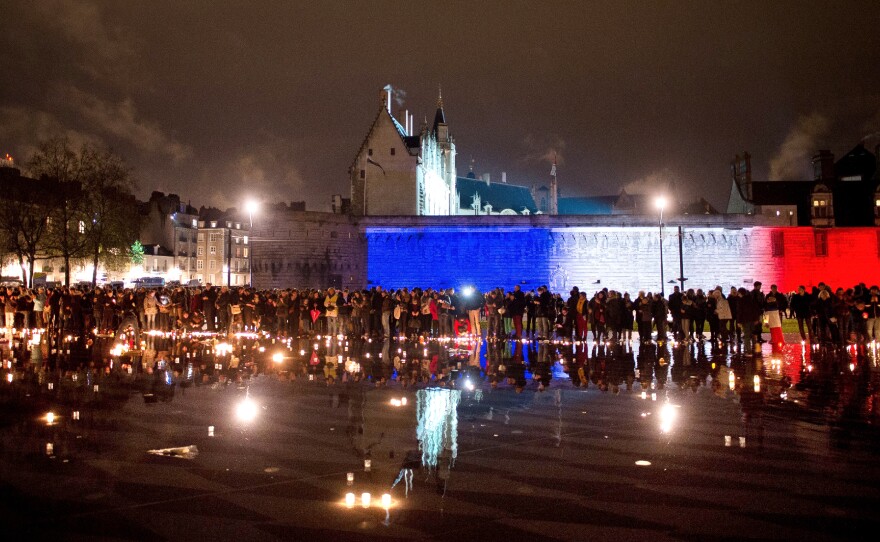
top-left (509, 285), bottom-right (526, 339)
top-left (751, 281), bottom-right (765, 344)
top-left (865, 286), bottom-right (880, 342)
top-left (737, 287), bottom-right (761, 356)
top-left (764, 285), bottom-right (785, 349)
top-left (713, 289), bottom-right (731, 344)
top-left (466, 288), bottom-right (483, 338)
top-left (789, 286), bottom-right (812, 343)
top-left (33, 287), bottom-right (46, 329)
top-left (524, 290), bottom-right (536, 338)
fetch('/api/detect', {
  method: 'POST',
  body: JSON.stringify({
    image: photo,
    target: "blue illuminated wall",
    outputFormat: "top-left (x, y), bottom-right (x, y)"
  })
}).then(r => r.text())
top-left (365, 227), bottom-right (551, 291)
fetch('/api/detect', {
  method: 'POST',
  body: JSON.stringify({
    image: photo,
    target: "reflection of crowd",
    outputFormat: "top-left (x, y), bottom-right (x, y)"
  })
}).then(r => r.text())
top-left (1, 280), bottom-right (877, 349)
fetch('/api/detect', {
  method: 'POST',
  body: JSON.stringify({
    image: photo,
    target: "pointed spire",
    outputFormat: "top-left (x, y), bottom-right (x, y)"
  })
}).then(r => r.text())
top-left (432, 85), bottom-right (447, 135)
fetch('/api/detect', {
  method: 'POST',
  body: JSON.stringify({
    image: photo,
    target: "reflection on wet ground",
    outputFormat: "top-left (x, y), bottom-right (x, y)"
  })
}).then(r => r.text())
top-left (1, 328), bottom-right (879, 540)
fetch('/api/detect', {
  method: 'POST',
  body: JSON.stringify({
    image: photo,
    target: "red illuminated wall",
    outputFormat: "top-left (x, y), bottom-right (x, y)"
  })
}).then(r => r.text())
top-left (755, 227), bottom-right (880, 292)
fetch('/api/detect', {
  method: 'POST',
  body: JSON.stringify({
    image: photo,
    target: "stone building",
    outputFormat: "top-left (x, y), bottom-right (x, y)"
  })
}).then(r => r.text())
top-left (138, 191), bottom-right (199, 283)
top-left (350, 85), bottom-right (456, 216)
top-left (195, 208), bottom-right (250, 287)
top-left (728, 144), bottom-right (880, 226)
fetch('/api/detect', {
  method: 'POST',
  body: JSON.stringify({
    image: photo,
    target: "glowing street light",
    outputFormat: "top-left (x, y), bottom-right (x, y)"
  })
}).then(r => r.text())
top-left (655, 195), bottom-right (667, 297)
top-left (244, 200), bottom-right (259, 287)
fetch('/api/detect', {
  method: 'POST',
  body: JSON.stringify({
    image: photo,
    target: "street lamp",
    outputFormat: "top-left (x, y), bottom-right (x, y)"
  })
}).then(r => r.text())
top-left (655, 196), bottom-right (667, 297)
top-left (244, 200), bottom-right (259, 287)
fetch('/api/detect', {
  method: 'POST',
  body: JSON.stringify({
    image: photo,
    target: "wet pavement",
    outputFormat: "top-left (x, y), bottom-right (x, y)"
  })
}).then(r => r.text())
top-left (1, 329), bottom-right (880, 541)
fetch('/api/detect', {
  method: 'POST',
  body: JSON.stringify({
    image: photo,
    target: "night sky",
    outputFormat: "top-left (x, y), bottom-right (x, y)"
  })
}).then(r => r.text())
top-left (2, 1), bottom-right (879, 212)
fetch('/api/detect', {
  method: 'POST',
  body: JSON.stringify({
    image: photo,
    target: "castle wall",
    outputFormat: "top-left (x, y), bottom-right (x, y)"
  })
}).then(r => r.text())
top-left (251, 212), bottom-right (880, 294)
top-left (249, 212), bottom-right (365, 290)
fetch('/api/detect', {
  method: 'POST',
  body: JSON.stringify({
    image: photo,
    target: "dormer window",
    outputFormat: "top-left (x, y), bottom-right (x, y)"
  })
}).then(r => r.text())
top-left (812, 198), bottom-right (829, 218)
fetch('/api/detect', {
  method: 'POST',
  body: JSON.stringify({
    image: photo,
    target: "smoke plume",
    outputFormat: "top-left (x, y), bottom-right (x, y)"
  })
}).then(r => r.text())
top-left (769, 113), bottom-right (830, 181)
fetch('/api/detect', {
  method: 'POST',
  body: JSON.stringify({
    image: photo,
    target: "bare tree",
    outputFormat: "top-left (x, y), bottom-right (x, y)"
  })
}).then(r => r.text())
top-left (27, 138), bottom-right (90, 285)
top-left (80, 148), bottom-right (141, 286)
top-left (0, 179), bottom-right (54, 287)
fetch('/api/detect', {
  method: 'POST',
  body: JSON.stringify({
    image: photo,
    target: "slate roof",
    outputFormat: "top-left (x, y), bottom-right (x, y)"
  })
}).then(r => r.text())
top-left (558, 196), bottom-right (616, 215)
top-left (456, 176), bottom-right (537, 213)
top-left (432, 105), bottom-right (446, 134)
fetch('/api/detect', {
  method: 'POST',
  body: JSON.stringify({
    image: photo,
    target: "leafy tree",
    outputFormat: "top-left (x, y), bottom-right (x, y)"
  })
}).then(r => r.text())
top-left (130, 240), bottom-right (145, 265)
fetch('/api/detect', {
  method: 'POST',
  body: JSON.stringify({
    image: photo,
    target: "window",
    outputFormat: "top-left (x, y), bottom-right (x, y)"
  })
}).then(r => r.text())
top-left (197, 260), bottom-right (204, 270)
top-left (210, 221), bottom-right (217, 227)
top-left (209, 233), bottom-right (221, 242)
top-left (243, 236), bottom-right (249, 245)
top-left (814, 230), bottom-right (828, 257)
top-left (197, 233), bottom-right (204, 242)
top-left (226, 222), bottom-right (232, 228)
top-left (78, 220), bottom-right (85, 234)
top-left (390, 147), bottom-right (395, 156)
top-left (209, 260), bottom-right (216, 270)
top-left (209, 246), bottom-right (216, 255)
top-left (813, 198), bottom-right (829, 218)
top-left (192, 219), bottom-right (197, 227)
top-left (243, 248), bottom-right (249, 258)
top-left (197, 247), bottom-right (203, 256)
top-left (771, 231), bottom-right (784, 257)
top-left (360, 169), bottom-right (365, 179)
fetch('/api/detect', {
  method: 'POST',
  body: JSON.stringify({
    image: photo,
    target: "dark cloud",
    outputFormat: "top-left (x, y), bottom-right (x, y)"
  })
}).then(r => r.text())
top-left (2, 0), bottom-right (880, 210)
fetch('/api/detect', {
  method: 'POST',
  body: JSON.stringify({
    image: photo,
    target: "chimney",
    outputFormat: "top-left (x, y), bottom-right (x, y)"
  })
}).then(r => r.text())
top-left (812, 150), bottom-right (835, 181)
top-left (481, 173), bottom-right (491, 186)
top-left (501, 171), bottom-right (507, 183)
top-left (380, 85), bottom-right (392, 113)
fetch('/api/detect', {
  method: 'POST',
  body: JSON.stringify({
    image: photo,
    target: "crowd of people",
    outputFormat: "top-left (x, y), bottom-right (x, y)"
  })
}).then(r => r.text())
top-left (1, 280), bottom-right (878, 352)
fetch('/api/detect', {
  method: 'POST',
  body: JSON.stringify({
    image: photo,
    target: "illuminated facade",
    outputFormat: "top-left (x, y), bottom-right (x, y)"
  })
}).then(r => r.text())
top-left (195, 208), bottom-right (250, 287)
top-left (350, 85), bottom-right (456, 216)
top-left (363, 217), bottom-right (880, 294)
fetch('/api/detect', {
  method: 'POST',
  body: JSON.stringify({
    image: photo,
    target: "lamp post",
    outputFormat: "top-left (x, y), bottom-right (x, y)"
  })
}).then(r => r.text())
top-left (655, 196), bottom-right (667, 297)
top-left (244, 200), bottom-right (259, 287)
top-left (226, 228), bottom-right (232, 287)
